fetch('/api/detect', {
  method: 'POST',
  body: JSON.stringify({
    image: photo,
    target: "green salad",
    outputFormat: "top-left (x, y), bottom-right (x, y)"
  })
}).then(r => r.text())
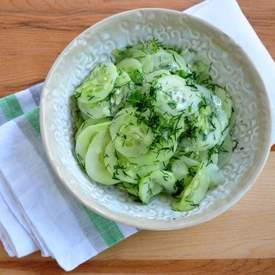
top-left (73, 39), bottom-right (235, 211)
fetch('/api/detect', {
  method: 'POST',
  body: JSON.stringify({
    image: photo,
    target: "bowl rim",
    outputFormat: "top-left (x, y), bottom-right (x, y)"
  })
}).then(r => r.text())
top-left (40, 8), bottom-right (272, 230)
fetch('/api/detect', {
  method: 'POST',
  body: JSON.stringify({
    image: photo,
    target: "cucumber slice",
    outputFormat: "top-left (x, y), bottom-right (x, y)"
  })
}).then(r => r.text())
top-left (75, 121), bottom-right (111, 167)
top-left (177, 155), bottom-right (200, 168)
top-left (118, 182), bottom-right (139, 197)
top-left (128, 136), bottom-right (177, 165)
top-left (115, 70), bottom-right (131, 87)
top-left (109, 108), bottom-right (132, 140)
top-left (110, 107), bottom-right (153, 158)
top-left (218, 134), bottom-right (234, 167)
top-left (172, 162), bottom-right (223, 211)
top-left (207, 163), bottom-right (224, 189)
top-left (196, 84), bottom-right (231, 129)
top-left (104, 141), bottom-right (138, 184)
top-left (142, 55), bottom-right (154, 74)
top-left (181, 49), bottom-right (211, 83)
top-left (181, 126), bottom-right (222, 152)
top-left (168, 50), bottom-right (188, 72)
top-left (171, 156), bottom-right (189, 180)
top-left (176, 151), bottom-right (209, 167)
top-left (117, 58), bottom-right (143, 84)
top-left (139, 170), bottom-right (176, 203)
top-left (158, 170), bottom-right (177, 194)
top-left (139, 175), bottom-right (162, 204)
top-left (113, 48), bottom-right (146, 63)
top-left (114, 122), bottom-right (153, 157)
top-left (154, 75), bottom-right (201, 116)
top-left (104, 141), bottom-right (164, 184)
top-left (76, 63), bottom-right (117, 104)
top-left (181, 86), bottom-right (229, 151)
top-left (76, 117), bottom-right (109, 139)
top-left (145, 69), bottom-right (171, 83)
top-left (85, 129), bottom-right (119, 185)
top-left (214, 87), bottom-right (233, 120)
top-left (172, 163), bottom-right (209, 211)
top-left (78, 99), bottom-right (111, 119)
top-left (109, 87), bottom-right (129, 114)
top-left (142, 49), bottom-right (188, 74)
top-left (103, 141), bottom-right (117, 175)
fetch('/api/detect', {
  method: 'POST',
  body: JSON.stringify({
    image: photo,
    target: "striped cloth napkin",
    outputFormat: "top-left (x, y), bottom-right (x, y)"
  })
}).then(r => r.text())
top-left (0, 0), bottom-right (274, 271)
top-left (0, 83), bottom-right (137, 269)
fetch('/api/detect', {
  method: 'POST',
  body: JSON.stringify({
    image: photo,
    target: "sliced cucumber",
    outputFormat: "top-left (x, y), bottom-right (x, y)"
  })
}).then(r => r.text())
top-left (171, 156), bottom-right (189, 181)
top-left (128, 136), bottom-right (177, 165)
top-left (145, 69), bottom-right (171, 83)
top-left (78, 99), bottom-right (111, 119)
top-left (172, 162), bottom-right (224, 211)
top-left (118, 182), bottom-right (139, 197)
top-left (109, 87), bottom-right (129, 114)
top-left (142, 49), bottom-right (188, 74)
top-left (114, 121), bottom-right (153, 157)
top-left (76, 63), bottom-right (117, 104)
top-left (113, 48), bottom-right (146, 63)
top-left (168, 50), bottom-right (188, 72)
top-left (218, 134), bottom-right (234, 167)
top-left (139, 170), bottom-right (176, 203)
top-left (109, 107), bottom-right (134, 140)
top-left (172, 163), bottom-right (210, 211)
top-left (117, 58), bottom-right (143, 84)
top-left (85, 129), bottom-right (119, 185)
top-left (138, 175), bottom-right (162, 204)
top-left (154, 75), bottom-right (201, 116)
top-left (181, 49), bottom-right (211, 83)
top-left (75, 121), bottom-right (111, 167)
top-left (115, 70), bottom-right (131, 87)
top-left (104, 141), bottom-right (137, 184)
top-left (180, 87), bottom-right (229, 151)
top-left (178, 155), bottom-right (200, 168)
top-left (110, 107), bottom-right (153, 158)
top-left (142, 55), bottom-right (154, 74)
top-left (104, 141), bottom-right (164, 184)
top-left (214, 87), bottom-right (233, 120)
top-left (207, 163), bottom-right (224, 189)
top-left (76, 117), bottom-right (109, 139)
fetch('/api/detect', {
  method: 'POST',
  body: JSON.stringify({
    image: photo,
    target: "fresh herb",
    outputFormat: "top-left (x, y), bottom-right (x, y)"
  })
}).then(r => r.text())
top-left (87, 95), bottom-right (95, 101)
top-left (74, 89), bottom-right (81, 99)
top-left (232, 139), bottom-right (239, 151)
top-left (168, 101), bottom-right (177, 109)
top-left (162, 172), bottom-right (169, 181)
top-left (209, 118), bottom-right (216, 129)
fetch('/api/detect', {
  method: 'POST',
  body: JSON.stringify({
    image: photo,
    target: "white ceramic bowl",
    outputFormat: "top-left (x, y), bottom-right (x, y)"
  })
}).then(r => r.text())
top-left (40, 9), bottom-right (273, 230)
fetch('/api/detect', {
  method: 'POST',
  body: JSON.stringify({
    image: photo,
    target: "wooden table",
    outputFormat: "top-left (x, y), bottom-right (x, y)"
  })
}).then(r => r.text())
top-left (1, 0), bottom-right (275, 274)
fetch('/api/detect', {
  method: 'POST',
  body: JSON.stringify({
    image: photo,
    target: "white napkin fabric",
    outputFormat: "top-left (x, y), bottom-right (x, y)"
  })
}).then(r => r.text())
top-left (0, 0), bottom-right (274, 271)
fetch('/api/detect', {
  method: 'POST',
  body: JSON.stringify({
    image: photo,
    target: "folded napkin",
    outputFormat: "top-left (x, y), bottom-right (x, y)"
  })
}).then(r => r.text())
top-left (0, 0), bottom-right (274, 271)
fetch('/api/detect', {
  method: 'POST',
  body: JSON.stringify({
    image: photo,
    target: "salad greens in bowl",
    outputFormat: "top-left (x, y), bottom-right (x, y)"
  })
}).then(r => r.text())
top-left (73, 40), bottom-right (234, 212)
top-left (40, 9), bottom-right (272, 230)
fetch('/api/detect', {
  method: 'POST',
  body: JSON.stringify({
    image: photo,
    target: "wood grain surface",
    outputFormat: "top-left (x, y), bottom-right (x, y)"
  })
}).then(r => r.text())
top-left (1, 0), bottom-right (275, 273)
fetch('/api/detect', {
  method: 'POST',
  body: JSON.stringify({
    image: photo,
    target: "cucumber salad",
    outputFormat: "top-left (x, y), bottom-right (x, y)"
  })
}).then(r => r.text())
top-left (73, 40), bottom-right (235, 211)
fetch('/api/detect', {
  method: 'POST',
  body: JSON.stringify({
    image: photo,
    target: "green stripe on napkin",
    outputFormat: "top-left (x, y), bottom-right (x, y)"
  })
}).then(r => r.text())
top-left (25, 108), bottom-right (40, 135)
top-left (0, 94), bottom-right (23, 120)
top-left (84, 208), bottom-right (124, 246)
